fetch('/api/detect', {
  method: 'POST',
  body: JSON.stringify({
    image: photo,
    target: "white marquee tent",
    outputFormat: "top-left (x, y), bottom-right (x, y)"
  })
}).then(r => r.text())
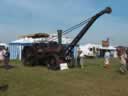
top-left (80, 43), bottom-right (117, 57)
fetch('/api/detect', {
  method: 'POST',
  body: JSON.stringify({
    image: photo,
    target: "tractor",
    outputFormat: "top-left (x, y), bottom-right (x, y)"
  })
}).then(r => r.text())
top-left (21, 7), bottom-right (112, 70)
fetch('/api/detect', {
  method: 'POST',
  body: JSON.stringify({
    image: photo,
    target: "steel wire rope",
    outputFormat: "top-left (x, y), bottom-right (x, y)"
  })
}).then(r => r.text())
top-left (47, 17), bottom-right (91, 41)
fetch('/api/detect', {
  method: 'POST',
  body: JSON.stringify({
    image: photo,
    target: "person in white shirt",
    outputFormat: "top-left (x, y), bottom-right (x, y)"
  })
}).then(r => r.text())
top-left (0, 48), bottom-right (6, 64)
top-left (77, 47), bottom-right (82, 68)
top-left (104, 50), bottom-right (110, 68)
top-left (80, 52), bottom-right (85, 69)
top-left (119, 50), bottom-right (127, 73)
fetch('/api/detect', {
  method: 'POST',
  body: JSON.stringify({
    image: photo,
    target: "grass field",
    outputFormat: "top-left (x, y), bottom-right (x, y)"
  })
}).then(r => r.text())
top-left (0, 58), bottom-right (128, 96)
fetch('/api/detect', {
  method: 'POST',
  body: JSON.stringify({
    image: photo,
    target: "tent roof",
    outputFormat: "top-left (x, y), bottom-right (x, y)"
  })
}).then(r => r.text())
top-left (80, 43), bottom-right (100, 48)
top-left (99, 45), bottom-right (116, 50)
top-left (10, 36), bottom-right (72, 45)
top-left (80, 43), bottom-right (116, 50)
top-left (10, 38), bottom-right (34, 43)
top-left (0, 43), bottom-right (8, 48)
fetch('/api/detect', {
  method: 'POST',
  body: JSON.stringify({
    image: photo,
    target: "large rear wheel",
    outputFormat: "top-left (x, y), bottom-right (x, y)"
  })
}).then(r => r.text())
top-left (21, 46), bottom-right (35, 66)
top-left (47, 55), bottom-right (60, 70)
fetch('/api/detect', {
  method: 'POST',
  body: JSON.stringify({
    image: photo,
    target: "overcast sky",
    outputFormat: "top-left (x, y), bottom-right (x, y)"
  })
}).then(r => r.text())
top-left (0, 0), bottom-right (128, 46)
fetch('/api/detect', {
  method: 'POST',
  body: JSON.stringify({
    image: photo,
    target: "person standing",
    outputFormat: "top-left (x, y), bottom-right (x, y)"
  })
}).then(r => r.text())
top-left (80, 52), bottom-right (85, 69)
top-left (3, 47), bottom-right (10, 67)
top-left (119, 49), bottom-right (127, 73)
top-left (104, 50), bottom-right (110, 68)
top-left (125, 48), bottom-right (128, 70)
top-left (77, 47), bottom-right (82, 68)
top-left (0, 48), bottom-right (5, 64)
top-left (0, 47), bottom-right (9, 91)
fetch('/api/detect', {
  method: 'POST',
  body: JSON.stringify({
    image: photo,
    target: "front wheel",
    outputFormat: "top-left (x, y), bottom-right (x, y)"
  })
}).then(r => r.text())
top-left (65, 56), bottom-right (75, 68)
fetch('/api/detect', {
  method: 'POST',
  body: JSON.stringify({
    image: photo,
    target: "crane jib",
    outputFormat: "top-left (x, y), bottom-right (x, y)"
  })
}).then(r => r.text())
top-left (65, 7), bottom-right (112, 56)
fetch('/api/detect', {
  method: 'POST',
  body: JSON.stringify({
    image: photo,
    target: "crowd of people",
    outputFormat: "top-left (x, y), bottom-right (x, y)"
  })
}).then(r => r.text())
top-left (76, 47), bottom-right (128, 73)
top-left (103, 48), bottom-right (128, 73)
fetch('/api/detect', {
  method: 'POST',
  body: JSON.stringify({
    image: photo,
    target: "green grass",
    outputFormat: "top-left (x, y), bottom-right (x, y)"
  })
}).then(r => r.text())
top-left (0, 58), bottom-right (128, 96)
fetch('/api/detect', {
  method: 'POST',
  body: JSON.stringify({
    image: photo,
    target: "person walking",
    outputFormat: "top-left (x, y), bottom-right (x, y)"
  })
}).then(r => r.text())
top-left (104, 50), bottom-right (110, 68)
top-left (119, 49), bottom-right (127, 73)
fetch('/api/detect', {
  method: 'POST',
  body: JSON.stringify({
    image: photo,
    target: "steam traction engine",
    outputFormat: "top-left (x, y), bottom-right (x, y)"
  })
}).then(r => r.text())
top-left (21, 7), bottom-right (112, 70)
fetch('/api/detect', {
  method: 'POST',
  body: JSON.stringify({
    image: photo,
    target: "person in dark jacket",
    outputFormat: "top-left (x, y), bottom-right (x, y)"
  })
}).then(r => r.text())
top-left (3, 48), bottom-right (10, 67)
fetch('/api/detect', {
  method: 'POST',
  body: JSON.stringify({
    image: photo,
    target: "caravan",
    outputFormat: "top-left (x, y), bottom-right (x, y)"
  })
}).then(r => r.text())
top-left (80, 43), bottom-right (99, 57)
